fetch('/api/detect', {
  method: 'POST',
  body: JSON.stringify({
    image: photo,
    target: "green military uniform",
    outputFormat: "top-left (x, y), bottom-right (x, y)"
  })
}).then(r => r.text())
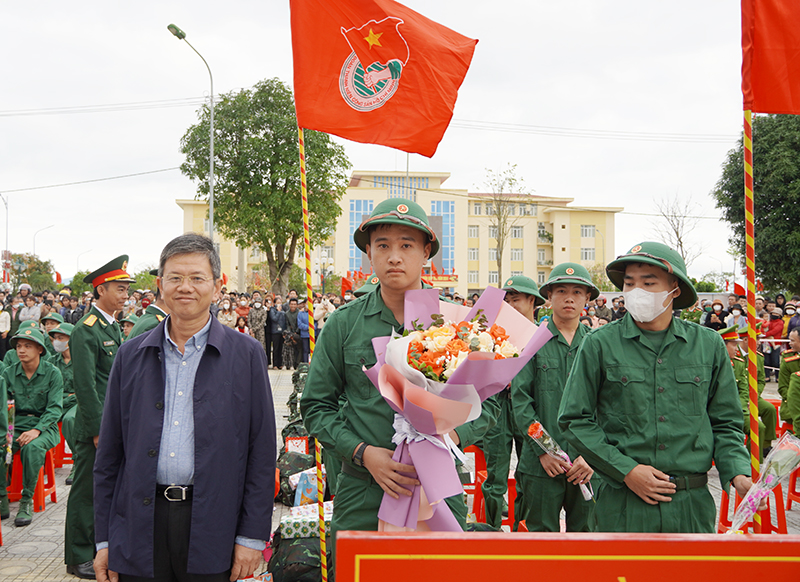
top-left (65, 256), bottom-right (134, 570)
top-left (126, 303), bottom-right (167, 340)
top-left (354, 275), bottom-right (380, 298)
top-left (4, 321), bottom-right (44, 367)
top-left (777, 349), bottom-right (800, 422)
top-left (479, 275), bottom-right (544, 529)
top-left (120, 312), bottom-right (139, 341)
top-left (0, 328), bottom-right (63, 525)
top-left (786, 370), bottom-right (800, 433)
top-left (558, 242), bottom-right (750, 533)
top-left (679, 306), bottom-right (703, 324)
top-left (41, 312), bottom-right (65, 359)
top-left (510, 265), bottom-right (598, 532)
top-left (301, 198), bottom-right (498, 559)
top-left (48, 323), bottom-right (77, 474)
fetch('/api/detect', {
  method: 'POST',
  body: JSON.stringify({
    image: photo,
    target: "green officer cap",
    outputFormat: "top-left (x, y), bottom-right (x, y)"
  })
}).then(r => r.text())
top-left (539, 263), bottom-right (600, 301)
top-left (355, 275), bottom-right (380, 297)
top-left (501, 275), bottom-right (545, 306)
top-left (41, 312), bottom-right (64, 324)
top-left (353, 198), bottom-right (439, 258)
top-left (83, 255), bottom-right (136, 288)
top-left (9, 327), bottom-right (47, 353)
top-left (606, 241), bottom-right (697, 310)
top-left (121, 313), bottom-right (139, 325)
top-left (48, 323), bottom-right (74, 338)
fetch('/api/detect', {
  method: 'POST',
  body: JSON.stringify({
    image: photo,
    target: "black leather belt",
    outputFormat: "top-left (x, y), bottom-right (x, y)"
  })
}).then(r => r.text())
top-left (341, 460), bottom-right (373, 482)
top-left (668, 474), bottom-right (708, 491)
top-left (156, 484), bottom-right (193, 502)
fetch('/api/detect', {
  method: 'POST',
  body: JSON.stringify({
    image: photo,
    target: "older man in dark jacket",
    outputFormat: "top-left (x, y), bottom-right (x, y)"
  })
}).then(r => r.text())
top-left (93, 234), bottom-right (275, 582)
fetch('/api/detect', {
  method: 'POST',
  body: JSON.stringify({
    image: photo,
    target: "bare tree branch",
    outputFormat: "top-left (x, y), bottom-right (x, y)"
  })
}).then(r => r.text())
top-left (650, 194), bottom-right (704, 267)
top-left (482, 164), bottom-right (530, 284)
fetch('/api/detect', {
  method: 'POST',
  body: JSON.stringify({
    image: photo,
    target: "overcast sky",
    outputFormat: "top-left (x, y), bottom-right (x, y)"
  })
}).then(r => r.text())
top-left (1, 1), bottom-right (748, 285)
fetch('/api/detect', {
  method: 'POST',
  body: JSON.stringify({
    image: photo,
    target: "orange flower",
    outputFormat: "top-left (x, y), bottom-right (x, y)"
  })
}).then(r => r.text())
top-left (528, 422), bottom-right (544, 439)
top-left (445, 338), bottom-right (469, 357)
top-left (493, 352), bottom-right (505, 360)
top-left (418, 350), bottom-right (446, 376)
top-left (408, 340), bottom-right (425, 359)
top-left (489, 324), bottom-right (509, 343)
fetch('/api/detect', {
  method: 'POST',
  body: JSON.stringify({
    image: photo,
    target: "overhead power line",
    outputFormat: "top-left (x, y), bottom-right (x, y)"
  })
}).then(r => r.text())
top-left (2, 167), bottom-right (180, 193)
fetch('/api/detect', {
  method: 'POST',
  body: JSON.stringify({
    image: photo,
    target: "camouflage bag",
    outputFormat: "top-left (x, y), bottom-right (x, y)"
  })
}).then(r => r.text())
top-left (276, 450), bottom-right (315, 505)
top-left (287, 364), bottom-right (309, 423)
top-left (281, 419), bottom-right (309, 448)
top-left (267, 529), bottom-right (331, 582)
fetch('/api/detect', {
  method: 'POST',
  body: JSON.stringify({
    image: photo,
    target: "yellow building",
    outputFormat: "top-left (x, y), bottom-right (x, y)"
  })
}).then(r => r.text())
top-left (177, 170), bottom-right (622, 296)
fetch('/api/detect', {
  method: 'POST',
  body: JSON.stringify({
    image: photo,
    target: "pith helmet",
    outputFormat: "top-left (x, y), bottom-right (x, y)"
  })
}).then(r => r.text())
top-left (122, 313), bottom-right (139, 325)
top-left (84, 255), bottom-right (136, 288)
top-left (41, 312), bottom-right (65, 325)
top-left (501, 275), bottom-right (545, 306)
top-left (48, 323), bottom-right (75, 338)
top-left (539, 263), bottom-right (600, 301)
top-left (606, 241), bottom-right (697, 310)
top-left (353, 198), bottom-right (439, 258)
top-left (17, 320), bottom-right (40, 333)
top-left (10, 327), bottom-right (47, 353)
top-left (355, 275), bottom-right (380, 297)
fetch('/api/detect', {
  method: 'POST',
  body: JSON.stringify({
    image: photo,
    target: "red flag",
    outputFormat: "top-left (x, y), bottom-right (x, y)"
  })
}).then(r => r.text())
top-left (734, 282), bottom-right (746, 296)
top-left (341, 277), bottom-right (353, 296)
top-left (291, 0), bottom-right (477, 157)
top-left (742, 0), bottom-right (800, 113)
top-left (55, 271), bottom-right (62, 284)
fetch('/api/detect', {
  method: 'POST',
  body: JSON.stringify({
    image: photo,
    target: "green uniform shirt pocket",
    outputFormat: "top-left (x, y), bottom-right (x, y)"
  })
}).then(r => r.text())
top-left (343, 348), bottom-right (378, 400)
top-left (605, 366), bottom-right (647, 416)
top-left (674, 365), bottom-right (710, 417)
top-left (535, 357), bottom-right (561, 392)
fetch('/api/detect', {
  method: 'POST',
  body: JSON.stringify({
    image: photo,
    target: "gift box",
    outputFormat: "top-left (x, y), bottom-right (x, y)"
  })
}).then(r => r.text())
top-left (290, 500), bottom-right (333, 519)
top-left (279, 514), bottom-right (333, 539)
top-left (288, 466), bottom-right (326, 491)
top-left (294, 472), bottom-right (323, 506)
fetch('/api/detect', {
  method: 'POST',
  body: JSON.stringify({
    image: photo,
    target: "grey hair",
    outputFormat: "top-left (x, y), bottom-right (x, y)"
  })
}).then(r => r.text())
top-left (159, 233), bottom-right (221, 280)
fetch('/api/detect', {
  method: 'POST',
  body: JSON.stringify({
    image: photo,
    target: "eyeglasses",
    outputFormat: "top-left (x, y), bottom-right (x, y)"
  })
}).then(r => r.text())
top-left (162, 275), bottom-right (214, 288)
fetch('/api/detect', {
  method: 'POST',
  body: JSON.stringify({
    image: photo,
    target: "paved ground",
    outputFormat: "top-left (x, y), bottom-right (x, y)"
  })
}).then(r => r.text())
top-left (1, 370), bottom-right (798, 580)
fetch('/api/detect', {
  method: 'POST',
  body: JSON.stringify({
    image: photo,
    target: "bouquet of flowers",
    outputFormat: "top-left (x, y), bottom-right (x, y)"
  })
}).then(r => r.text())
top-left (5, 400), bottom-right (14, 465)
top-left (527, 422), bottom-right (593, 501)
top-left (728, 431), bottom-right (800, 534)
top-left (363, 287), bottom-right (553, 531)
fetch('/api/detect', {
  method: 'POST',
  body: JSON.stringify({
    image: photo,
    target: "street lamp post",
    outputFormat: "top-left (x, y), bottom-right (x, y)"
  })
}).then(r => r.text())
top-left (0, 193), bottom-right (8, 283)
top-left (77, 249), bottom-right (92, 273)
top-left (33, 224), bottom-right (54, 257)
top-left (168, 23), bottom-right (215, 244)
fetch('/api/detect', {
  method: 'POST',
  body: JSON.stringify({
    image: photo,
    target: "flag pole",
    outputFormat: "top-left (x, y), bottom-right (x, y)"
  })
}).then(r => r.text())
top-left (297, 126), bottom-right (328, 579)
top-left (743, 109), bottom-right (761, 532)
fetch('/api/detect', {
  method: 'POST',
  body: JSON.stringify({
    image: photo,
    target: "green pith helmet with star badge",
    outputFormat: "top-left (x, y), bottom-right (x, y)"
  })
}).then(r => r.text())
top-left (355, 275), bottom-right (380, 297)
top-left (9, 327), bottom-right (48, 354)
top-left (17, 320), bottom-right (40, 333)
top-left (538, 262), bottom-right (600, 301)
top-left (40, 312), bottom-right (64, 325)
top-left (121, 313), bottom-right (139, 325)
top-left (353, 198), bottom-right (439, 258)
top-left (606, 241), bottom-right (697, 310)
top-left (83, 255), bottom-right (136, 289)
top-left (501, 275), bottom-right (545, 306)
top-left (48, 323), bottom-right (75, 338)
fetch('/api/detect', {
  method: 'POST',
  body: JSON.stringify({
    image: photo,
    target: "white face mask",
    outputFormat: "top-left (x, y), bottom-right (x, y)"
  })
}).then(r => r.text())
top-left (254, 302), bottom-right (262, 309)
top-left (53, 339), bottom-right (69, 353)
top-left (240, 300), bottom-right (247, 306)
top-left (713, 305), bottom-right (722, 312)
top-left (623, 287), bottom-right (677, 323)
top-left (787, 309), bottom-right (796, 316)
top-left (222, 302), bottom-right (230, 309)
top-left (732, 309), bottom-right (742, 316)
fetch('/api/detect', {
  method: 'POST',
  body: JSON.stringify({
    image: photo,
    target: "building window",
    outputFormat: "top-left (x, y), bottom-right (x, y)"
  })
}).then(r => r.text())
top-left (489, 226), bottom-right (498, 239)
top-left (322, 245), bottom-right (334, 259)
top-left (468, 225), bottom-right (479, 238)
top-left (529, 203), bottom-right (538, 215)
top-left (474, 203), bottom-right (482, 215)
top-left (511, 226), bottom-right (523, 238)
top-left (468, 248), bottom-right (479, 261)
top-left (430, 200), bottom-right (455, 274)
top-left (511, 270), bottom-right (523, 277)
top-left (581, 247), bottom-right (596, 261)
top-left (509, 204), bottom-right (516, 216)
top-left (372, 175), bottom-right (427, 200)
top-left (538, 249), bottom-right (546, 263)
top-left (489, 247), bottom-right (498, 261)
top-left (349, 199), bottom-right (374, 271)
top-left (511, 248), bottom-right (523, 261)
top-left (489, 271), bottom-right (499, 284)
top-left (468, 270), bottom-right (479, 284)
top-left (485, 203), bottom-right (494, 215)
top-left (538, 271), bottom-right (546, 284)
top-left (581, 225), bottom-right (596, 238)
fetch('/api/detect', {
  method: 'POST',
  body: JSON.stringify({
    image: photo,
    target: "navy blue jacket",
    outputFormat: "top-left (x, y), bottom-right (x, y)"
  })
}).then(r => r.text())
top-left (94, 315), bottom-right (276, 577)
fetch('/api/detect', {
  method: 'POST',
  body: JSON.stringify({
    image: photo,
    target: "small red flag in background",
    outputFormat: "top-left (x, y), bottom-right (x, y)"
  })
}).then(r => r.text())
top-left (55, 271), bottom-right (62, 284)
top-left (742, 0), bottom-right (800, 113)
top-left (341, 277), bottom-right (353, 296)
top-left (290, 0), bottom-right (477, 157)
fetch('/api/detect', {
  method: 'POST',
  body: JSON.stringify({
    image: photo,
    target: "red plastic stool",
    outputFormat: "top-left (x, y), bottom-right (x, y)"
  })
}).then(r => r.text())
top-left (717, 482), bottom-right (786, 534)
top-left (787, 467), bottom-right (800, 510)
top-left (474, 470), bottom-right (516, 527)
top-left (6, 448), bottom-right (58, 512)
top-left (53, 421), bottom-right (73, 468)
top-left (463, 445), bottom-right (486, 517)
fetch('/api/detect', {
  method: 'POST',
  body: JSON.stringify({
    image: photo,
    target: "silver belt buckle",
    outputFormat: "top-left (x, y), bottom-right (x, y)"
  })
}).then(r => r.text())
top-left (163, 485), bottom-right (187, 501)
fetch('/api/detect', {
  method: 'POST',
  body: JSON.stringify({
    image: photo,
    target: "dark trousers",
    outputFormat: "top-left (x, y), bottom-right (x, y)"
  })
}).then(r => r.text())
top-left (119, 493), bottom-right (229, 582)
top-left (302, 338), bottom-right (310, 363)
top-left (271, 333), bottom-right (284, 368)
top-left (765, 348), bottom-right (781, 380)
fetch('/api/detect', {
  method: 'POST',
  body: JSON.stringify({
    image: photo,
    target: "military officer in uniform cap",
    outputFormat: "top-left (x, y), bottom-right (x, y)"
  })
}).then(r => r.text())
top-left (559, 241), bottom-right (756, 533)
top-left (512, 264), bottom-right (597, 532)
top-left (301, 198), bottom-right (499, 560)
top-left (65, 255), bottom-right (134, 579)
top-left (478, 274), bottom-right (544, 529)
top-left (126, 270), bottom-right (169, 341)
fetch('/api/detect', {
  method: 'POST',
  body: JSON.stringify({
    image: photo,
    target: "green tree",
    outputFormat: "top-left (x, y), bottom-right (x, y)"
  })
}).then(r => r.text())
top-left (68, 270), bottom-right (92, 296)
top-left (179, 78), bottom-right (351, 296)
top-left (713, 114), bottom-right (800, 294)
top-left (9, 253), bottom-right (56, 292)
top-left (132, 267), bottom-right (158, 292)
top-left (586, 262), bottom-right (616, 292)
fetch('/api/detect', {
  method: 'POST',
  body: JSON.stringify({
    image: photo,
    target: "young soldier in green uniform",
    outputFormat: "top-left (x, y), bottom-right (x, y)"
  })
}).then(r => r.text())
top-left (126, 270), bottom-right (169, 340)
top-left (777, 329), bottom-right (800, 424)
top-left (511, 264), bottom-right (596, 532)
top-left (786, 369), bottom-right (800, 433)
top-left (479, 275), bottom-right (544, 529)
top-left (3, 320), bottom-right (41, 367)
top-left (49, 322), bottom-right (77, 484)
top-left (558, 241), bottom-right (755, 533)
top-left (0, 327), bottom-right (63, 526)
top-left (41, 312), bottom-right (65, 358)
top-left (301, 199), bottom-right (499, 559)
top-left (65, 256), bottom-right (134, 579)
top-left (120, 313), bottom-right (138, 341)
